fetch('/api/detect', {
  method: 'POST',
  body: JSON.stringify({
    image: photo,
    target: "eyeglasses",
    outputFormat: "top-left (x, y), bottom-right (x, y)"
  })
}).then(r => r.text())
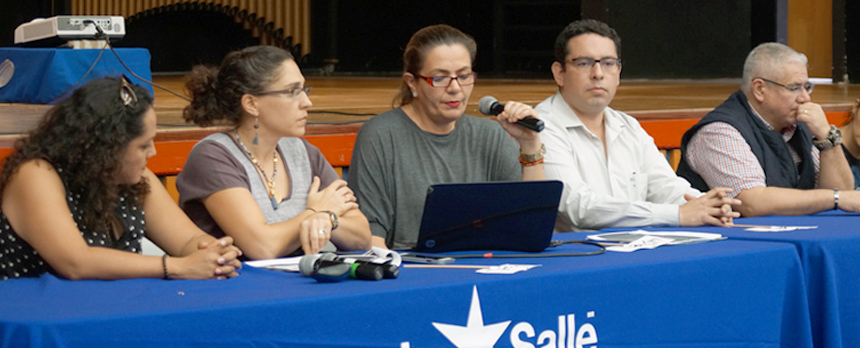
top-left (257, 86), bottom-right (312, 98)
top-left (120, 76), bottom-right (138, 107)
top-left (413, 72), bottom-right (477, 88)
top-left (756, 77), bottom-right (814, 95)
top-left (563, 57), bottom-right (622, 73)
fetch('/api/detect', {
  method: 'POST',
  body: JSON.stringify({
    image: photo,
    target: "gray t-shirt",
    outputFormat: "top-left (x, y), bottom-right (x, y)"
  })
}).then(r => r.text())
top-left (347, 108), bottom-right (521, 249)
top-left (177, 133), bottom-right (339, 239)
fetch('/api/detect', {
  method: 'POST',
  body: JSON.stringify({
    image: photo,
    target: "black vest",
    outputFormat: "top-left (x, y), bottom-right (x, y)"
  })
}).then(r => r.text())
top-left (677, 90), bottom-right (816, 191)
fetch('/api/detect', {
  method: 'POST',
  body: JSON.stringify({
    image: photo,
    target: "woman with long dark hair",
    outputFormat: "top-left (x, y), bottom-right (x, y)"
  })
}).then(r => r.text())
top-left (0, 77), bottom-right (242, 280)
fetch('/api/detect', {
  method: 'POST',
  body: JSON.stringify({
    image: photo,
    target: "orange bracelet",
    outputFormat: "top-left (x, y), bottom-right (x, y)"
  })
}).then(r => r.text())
top-left (519, 157), bottom-right (544, 166)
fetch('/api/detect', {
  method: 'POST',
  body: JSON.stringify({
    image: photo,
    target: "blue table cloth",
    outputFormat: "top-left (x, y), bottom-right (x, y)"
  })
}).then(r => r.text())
top-left (722, 212), bottom-right (860, 348)
top-left (0, 47), bottom-right (153, 104)
top-left (0, 235), bottom-right (811, 348)
top-left (614, 211), bottom-right (860, 348)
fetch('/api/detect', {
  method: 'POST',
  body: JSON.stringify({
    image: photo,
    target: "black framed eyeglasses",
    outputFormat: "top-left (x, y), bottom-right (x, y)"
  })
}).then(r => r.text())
top-left (756, 77), bottom-right (814, 95)
top-left (413, 72), bottom-right (477, 88)
top-left (120, 76), bottom-right (138, 107)
top-left (257, 86), bottom-right (311, 98)
top-left (563, 57), bottom-right (622, 73)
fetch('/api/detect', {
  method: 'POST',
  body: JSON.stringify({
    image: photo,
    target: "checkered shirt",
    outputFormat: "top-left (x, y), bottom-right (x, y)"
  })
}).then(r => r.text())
top-left (685, 103), bottom-right (819, 197)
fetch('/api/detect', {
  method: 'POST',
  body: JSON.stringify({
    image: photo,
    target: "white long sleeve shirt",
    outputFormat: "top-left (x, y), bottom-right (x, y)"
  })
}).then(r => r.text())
top-left (536, 92), bottom-right (701, 232)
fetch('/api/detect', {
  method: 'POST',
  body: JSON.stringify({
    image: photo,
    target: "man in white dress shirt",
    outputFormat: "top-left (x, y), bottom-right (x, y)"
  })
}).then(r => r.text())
top-left (535, 19), bottom-right (739, 232)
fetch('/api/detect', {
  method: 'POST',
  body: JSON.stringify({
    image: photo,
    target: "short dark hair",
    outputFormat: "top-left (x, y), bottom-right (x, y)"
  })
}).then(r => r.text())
top-left (554, 19), bottom-right (621, 63)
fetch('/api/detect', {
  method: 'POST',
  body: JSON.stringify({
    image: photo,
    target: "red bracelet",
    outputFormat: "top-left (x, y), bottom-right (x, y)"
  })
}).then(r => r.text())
top-left (519, 157), bottom-right (544, 166)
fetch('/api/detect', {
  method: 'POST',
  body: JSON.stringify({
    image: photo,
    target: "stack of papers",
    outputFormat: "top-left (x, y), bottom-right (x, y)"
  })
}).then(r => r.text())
top-left (587, 230), bottom-right (725, 252)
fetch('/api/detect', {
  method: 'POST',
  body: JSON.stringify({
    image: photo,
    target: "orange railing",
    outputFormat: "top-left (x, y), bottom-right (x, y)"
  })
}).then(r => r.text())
top-left (1, 108), bottom-right (852, 201)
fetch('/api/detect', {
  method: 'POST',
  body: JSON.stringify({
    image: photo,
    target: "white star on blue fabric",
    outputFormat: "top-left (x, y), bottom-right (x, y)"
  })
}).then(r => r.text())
top-left (432, 286), bottom-right (511, 348)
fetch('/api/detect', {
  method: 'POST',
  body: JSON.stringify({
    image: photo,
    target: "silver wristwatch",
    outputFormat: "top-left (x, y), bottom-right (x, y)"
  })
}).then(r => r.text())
top-left (813, 125), bottom-right (842, 151)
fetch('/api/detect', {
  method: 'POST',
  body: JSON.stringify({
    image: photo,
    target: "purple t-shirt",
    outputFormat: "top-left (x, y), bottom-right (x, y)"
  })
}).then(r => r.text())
top-left (177, 134), bottom-right (338, 238)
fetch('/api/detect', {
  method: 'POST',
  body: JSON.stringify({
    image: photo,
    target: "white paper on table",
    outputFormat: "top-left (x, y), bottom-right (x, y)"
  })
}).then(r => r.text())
top-left (744, 226), bottom-right (818, 232)
top-left (475, 264), bottom-right (541, 274)
top-left (245, 256), bottom-right (304, 272)
top-left (606, 235), bottom-right (675, 252)
top-left (588, 230), bottom-right (724, 245)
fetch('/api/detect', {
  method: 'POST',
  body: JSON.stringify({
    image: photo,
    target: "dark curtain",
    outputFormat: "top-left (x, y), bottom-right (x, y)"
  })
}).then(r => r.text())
top-left (0, 0), bottom-right (69, 47)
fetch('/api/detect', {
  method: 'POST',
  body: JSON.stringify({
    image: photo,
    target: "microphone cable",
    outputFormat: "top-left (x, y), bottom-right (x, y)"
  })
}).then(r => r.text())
top-left (405, 240), bottom-right (606, 260)
top-left (53, 22), bottom-right (388, 126)
top-left (154, 119), bottom-right (371, 127)
top-left (105, 33), bottom-right (381, 123)
top-left (37, 21), bottom-right (110, 104)
top-left (308, 110), bottom-right (376, 116)
top-left (35, 20), bottom-right (186, 105)
top-left (104, 39), bottom-right (190, 102)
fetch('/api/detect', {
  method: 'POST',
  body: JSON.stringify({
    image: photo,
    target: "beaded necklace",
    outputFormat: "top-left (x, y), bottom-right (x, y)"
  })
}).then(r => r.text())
top-left (233, 129), bottom-right (280, 210)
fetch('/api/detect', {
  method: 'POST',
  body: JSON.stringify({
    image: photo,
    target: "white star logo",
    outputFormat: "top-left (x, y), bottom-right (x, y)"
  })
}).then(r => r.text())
top-left (432, 286), bottom-right (511, 348)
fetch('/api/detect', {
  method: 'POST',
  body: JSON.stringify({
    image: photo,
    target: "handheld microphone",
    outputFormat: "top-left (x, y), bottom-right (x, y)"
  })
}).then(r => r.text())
top-left (343, 258), bottom-right (400, 279)
top-left (339, 246), bottom-right (401, 279)
top-left (299, 253), bottom-right (398, 283)
top-left (478, 96), bottom-right (545, 132)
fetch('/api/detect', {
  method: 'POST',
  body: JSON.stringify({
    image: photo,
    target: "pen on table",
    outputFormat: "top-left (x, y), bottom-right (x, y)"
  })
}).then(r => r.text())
top-left (731, 224), bottom-right (778, 229)
top-left (402, 264), bottom-right (493, 269)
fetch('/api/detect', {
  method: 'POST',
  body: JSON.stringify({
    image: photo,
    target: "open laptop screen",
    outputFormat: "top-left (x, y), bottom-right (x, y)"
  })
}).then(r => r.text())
top-left (413, 180), bottom-right (562, 253)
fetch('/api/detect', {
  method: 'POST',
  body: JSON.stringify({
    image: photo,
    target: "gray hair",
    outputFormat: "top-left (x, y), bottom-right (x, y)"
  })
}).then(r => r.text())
top-left (741, 42), bottom-right (808, 93)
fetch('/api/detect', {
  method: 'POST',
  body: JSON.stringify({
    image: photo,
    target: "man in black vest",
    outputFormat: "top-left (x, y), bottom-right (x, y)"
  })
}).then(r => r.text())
top-left (678, 43), bottom-right (858, 217)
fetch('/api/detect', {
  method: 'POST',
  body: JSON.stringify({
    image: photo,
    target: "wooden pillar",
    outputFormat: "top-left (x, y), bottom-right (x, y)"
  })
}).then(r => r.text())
top-left (787, 0), bottom-right (832, 78)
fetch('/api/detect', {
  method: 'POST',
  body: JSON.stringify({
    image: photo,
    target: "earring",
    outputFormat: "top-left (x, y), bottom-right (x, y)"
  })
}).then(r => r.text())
top-left (252, 115), bottom-right (259, 145)
top-left (411, 91), bottom-right (417, 98)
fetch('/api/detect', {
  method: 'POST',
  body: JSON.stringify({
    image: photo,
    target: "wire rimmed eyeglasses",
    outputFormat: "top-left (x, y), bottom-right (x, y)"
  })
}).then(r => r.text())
top-left (755, 77), bottom-right (814, 95)
top-left (562, 57), bottom-right (622, 73)
top-left (413, 72), bottom-right (477, 88)
top-left (257, 86), bottom-right (312, 98)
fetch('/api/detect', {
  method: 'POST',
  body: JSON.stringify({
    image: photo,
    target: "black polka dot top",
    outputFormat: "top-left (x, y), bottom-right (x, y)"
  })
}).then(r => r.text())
top-left (0, 190), bottom-right (146, 280)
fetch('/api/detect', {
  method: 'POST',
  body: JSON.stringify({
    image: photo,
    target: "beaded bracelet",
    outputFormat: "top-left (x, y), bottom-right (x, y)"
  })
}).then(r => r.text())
top-left (519, 157), bottom-right (544, 166)
top-left (162, 254), bottom-right (170, 280)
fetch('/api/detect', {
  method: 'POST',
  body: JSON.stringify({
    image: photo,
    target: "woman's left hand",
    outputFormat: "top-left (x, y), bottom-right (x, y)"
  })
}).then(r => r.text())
top-left (299, 212), bottom-right (334, 255)
top-left (189, 236), bottom-right (243, 279)
top-left (495, 101), bottom-right (542, 150)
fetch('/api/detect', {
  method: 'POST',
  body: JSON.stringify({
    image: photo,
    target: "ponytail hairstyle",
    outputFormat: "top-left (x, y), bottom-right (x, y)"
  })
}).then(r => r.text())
top-left (184, 45), bottom-right (295, 127)
top-left (394, 24), bottom-right (477, 108)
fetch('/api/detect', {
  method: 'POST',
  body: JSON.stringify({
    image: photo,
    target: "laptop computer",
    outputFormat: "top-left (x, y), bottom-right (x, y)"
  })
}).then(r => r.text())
top-left (412, 180), bottom-right (563, 253)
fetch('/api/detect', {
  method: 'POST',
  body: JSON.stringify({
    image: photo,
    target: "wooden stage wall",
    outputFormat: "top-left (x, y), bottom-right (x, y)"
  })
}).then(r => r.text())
top-left (2, 76), bottom-right (858, 181)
